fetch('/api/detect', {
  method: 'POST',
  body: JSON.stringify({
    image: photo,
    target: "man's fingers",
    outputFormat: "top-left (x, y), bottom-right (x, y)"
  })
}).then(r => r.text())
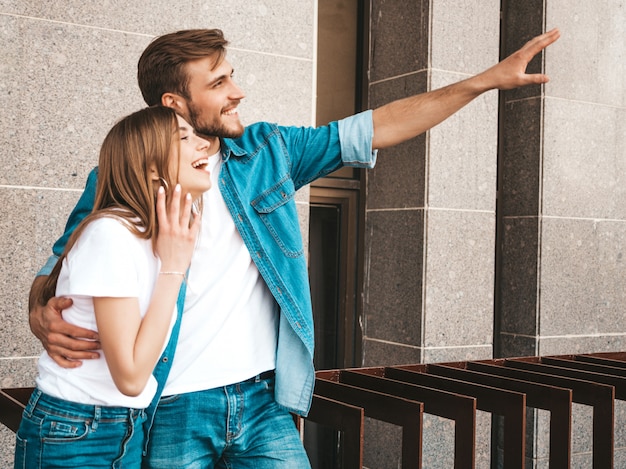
top-left (45, 332), bottom-right (100, 369)
top-left (49, 354), bottom-right (84, 368)
top-left (46, 335), bottom-right (101, 369)
top-left (48, 319), bottom-right (100, 341)
top-left (47, 295), bottom-right (73, 311)
top-left (47, 348), bottom-right (100, 368)
top-left (519, 29), bottom-right (560, 85)
top-left (527, 73), bottom-right (550, 85)
top-left (522, 28), bottom-right (561, 59)
top-left (47, 331), bottom-right (101, 351)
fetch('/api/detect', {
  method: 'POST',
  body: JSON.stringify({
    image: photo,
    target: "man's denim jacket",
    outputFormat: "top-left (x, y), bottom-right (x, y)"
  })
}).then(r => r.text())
top-left (39, 110), bottom-right (377, 416)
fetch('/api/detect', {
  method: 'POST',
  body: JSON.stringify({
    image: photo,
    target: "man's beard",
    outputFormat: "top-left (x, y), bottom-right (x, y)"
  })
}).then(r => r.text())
top-left (187, 101), bottom-right (245, 139)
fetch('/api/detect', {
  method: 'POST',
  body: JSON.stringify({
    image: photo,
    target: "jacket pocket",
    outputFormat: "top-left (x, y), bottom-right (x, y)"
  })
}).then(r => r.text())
top-left (251, 177), bottom-right (303, 258)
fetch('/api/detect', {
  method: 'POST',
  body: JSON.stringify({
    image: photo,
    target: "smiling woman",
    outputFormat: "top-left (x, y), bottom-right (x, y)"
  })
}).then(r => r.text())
top-left (13, 106), bottom-right (206, 469)
top-left (171, 114), bottom-right (212, 201)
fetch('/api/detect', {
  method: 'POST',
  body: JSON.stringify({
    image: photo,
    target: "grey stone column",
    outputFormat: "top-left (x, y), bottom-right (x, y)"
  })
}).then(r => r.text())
top-left (497, 0), bottom-right (626, 373)
top-left (497, 0), bottom-right (547, 359)
top-left (363, 0), bottom-right (500, 369)
top-left (497, 1), bottom-right (626, 466)
top-left (362, 1), bottom-right (501, 466)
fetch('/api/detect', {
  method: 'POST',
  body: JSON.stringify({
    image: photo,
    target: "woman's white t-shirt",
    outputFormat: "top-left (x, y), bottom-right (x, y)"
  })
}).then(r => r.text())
top-left (36, 216), bottom-right (175, 408)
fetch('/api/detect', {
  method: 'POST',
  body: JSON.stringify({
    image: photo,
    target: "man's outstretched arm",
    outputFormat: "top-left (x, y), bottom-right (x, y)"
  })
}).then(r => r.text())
top-left (371, 28), bottom-right (560, 149)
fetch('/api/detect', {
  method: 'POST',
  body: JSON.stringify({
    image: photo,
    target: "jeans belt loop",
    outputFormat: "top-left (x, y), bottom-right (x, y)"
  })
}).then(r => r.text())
top-left (24, 388), bottom-right (43, 418)
top-left (92, 405), bottom-right (101, 430)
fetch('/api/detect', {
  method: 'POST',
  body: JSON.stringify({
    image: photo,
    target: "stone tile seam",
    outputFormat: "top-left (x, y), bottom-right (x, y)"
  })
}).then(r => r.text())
top-left (0, 185), bottom-right (82, 192)
top-left (0, 12), bottom-right (153, 38)
top-left (506, 95), bottom-right (625, 110)
top-left (370, 68), bottom-right (473, 87)
top-left (366, 337), bottom-right (490, 350)
top-left (0, 13), bottom-right (314, 63)
top-left (0, 356), bottom-right (39, 360)
top-left (367, 207), bottom-right (494, 214)
top-left (501, 331), bottom-right (626, 340)
top-left (545, 95), bottom-right (625, 110)
top-left (228, 46), bottom-right (313, 62)
top-left (504, 214), bottom-right (626, 223)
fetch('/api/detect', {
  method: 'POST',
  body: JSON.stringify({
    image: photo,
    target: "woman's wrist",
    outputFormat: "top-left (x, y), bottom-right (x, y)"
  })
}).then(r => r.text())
top-left (159, 270), bottom-right (186, 278)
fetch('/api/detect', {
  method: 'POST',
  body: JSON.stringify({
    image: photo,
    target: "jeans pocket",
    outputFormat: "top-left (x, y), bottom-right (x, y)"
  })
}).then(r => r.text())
top-left (48, 420), bottom-right (89, 439)
top-left (158, 394), bottom-right (181, 405)
top-left (13, 434), bottom-right (27, 469)
top-left (42, 415), bottom-right (90, 442)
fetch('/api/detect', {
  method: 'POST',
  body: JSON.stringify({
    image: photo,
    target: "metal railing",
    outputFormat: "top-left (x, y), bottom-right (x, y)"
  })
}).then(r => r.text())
top-left (300, 352), bottom-right (626, 468)
top-left (2, 352), bottom-right (624, 467)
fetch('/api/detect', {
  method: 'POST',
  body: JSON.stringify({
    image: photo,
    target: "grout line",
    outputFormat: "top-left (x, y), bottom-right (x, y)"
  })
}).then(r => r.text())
top-left (0, 12), bottom-right (312, 62)
top-left (501, 331), bottom-right (626, 340)
top-left (505, 214), bottom-right (626, 223)
top-left (370, 67), bottom-right (473, 86)
top-left (0, 356), bottom-right (40, 360)
top-left (366, 206), bottom-right (494, 214)
top-left (364, 337), bottom-right (490, 350)
top-left (0, 12), bottom-right (153, 36)
top-left (0, 185), bottom-right (83, 192)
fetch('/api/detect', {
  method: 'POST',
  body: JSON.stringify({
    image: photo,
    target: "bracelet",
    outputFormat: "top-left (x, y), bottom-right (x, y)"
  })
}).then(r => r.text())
top-left (159, 271), bottom-right (186, 277)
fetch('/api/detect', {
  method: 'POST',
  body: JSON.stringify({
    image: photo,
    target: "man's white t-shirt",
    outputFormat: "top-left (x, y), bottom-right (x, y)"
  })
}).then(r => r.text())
top-left (37, 216), bottom-right (176, 408)
top-left (162, 152), bottom-right (278, 395)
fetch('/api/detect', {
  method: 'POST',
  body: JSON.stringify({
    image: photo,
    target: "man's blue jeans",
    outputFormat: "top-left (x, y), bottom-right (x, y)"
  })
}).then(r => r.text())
top-left (144, 374), bottom-right (311, 468)
top-left (14, 388), bottom-right (146, 468)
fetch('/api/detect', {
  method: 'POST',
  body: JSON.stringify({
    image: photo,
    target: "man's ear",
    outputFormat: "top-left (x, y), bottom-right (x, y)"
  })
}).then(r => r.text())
top-left (161, 93), bottom-right (186, 113)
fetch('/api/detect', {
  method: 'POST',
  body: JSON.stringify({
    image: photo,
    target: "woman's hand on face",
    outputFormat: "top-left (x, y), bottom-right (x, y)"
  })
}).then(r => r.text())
top-left (155, 184), bottom-right (201, 272)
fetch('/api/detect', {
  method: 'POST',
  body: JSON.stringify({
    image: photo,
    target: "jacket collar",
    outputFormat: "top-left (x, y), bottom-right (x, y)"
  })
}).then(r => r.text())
top-left (220, 138), bottom-right (247, 162)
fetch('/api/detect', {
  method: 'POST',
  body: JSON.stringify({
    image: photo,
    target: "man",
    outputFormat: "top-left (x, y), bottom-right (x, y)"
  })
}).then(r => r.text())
top-left (29, 28), bottom-right (560, 467)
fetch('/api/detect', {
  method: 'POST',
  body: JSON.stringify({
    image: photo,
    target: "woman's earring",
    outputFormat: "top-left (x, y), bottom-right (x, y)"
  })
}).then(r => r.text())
top-left (158, 177), bottom-right (169, 191)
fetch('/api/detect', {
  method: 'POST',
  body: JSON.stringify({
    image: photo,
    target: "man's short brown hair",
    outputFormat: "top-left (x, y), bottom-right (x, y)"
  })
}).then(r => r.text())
top-left (138, 29), bottom-right (229, 106)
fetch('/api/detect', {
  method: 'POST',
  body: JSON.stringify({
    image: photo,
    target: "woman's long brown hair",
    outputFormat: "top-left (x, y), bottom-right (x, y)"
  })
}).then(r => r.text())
top-left (41, 106), bottom-right (180, 303)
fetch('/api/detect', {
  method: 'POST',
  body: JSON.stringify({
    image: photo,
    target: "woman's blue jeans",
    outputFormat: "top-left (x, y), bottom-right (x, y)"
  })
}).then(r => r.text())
top-left (14, 388), bottom-right (146, 469)
top-left (143, 374), bottom-right (311, 468)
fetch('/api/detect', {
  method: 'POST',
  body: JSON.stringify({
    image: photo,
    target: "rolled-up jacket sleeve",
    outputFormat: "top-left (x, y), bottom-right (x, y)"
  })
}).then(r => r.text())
top-left (37, 167), bottom-right (99, 276)
top-left (37, 255), bottom-right (59, 277)
top-left (337, 109), bottom-right (377, 168)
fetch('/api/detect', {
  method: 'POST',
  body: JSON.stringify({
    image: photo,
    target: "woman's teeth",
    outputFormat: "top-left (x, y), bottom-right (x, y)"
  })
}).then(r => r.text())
top-left (192, 158), bottom-right (209, 169)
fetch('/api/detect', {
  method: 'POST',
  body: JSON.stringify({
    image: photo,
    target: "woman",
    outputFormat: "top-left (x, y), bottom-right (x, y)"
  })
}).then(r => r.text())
top-left (14, 106), bottom-right (211, 468)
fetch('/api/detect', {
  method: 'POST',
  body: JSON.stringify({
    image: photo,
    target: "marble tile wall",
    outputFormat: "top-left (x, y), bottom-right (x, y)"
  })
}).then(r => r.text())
top-left (499, 2), bottom-right (626, 358)
top-left (364, 0), bottom-right (625, 466)
top-left (497, 0), bottom-right (626, 466)
top-left (363, 0), bottom-right (500, 466)
top-left (1, 0), bottom-right (624, 467)
top-left (0, 1), bottom-right (315, 465)
top-left (501, 2), bottom-right (626, 355)
top-left (364, 0), bottom-right (500, 367)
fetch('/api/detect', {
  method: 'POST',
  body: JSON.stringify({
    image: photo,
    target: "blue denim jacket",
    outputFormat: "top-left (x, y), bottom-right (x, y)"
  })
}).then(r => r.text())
top-left (39, 110), bottom-right (377, 415)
